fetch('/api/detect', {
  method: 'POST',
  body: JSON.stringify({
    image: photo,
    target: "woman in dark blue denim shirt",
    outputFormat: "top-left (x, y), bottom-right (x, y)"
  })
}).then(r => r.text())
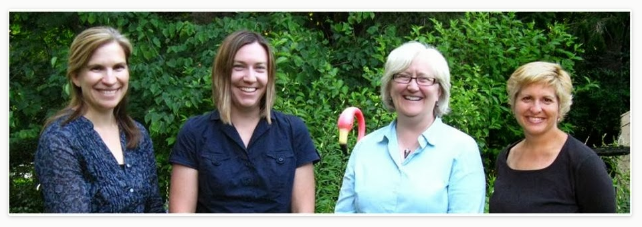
top-left (34, 26), bottom-right (165, 213)
top-left (168, 30), bottom-right (320, 213)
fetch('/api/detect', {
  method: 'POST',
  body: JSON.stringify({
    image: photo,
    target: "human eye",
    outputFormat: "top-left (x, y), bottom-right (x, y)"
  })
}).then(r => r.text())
top-left (395, 73), bottom-right (410, 81)
top-left (233, 64), bottom-right (245, 71)
top-left (255, 64), bottom-right (267, 72)
top-left (114, 64), bottom-right (127, 71)
top-left (88, 65), bottom-right (104, 72)
top-left (417, 77), bottom-right (434, 85)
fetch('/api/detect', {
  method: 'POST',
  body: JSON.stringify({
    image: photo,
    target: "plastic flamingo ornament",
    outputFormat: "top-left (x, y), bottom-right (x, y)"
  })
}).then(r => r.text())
top-left (337, 107), bottom-right (366, 156)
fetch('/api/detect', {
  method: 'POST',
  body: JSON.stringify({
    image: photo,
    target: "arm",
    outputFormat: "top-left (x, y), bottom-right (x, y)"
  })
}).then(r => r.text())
top-left (287, 115), bottom-right (320, 213)
top-left (35, 130), bottom-right (91, 212)
top-left (291, 163), bottom-right (315, 213)
top-left (168, 164), bottom-right (199, 213)
top-left (447, 138), bottom-right (486, 213)
top-left (168, 117), bottom-right (202, 213)
top-left (334, 153), bottom-right (357, 213)
top-left (139, 127), bottom-right (166, 213)
top-left (576, 155), bottom-right (617, 213)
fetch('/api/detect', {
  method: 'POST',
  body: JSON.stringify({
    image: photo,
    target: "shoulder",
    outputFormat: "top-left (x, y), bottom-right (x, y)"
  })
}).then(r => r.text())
top-left (41, 116), bottom-right (88, 140)
top-left (439, 121), bottom-right (477, 145)
top-left (563, 135), bottom-right (601, 163)
top-left (363, 123), bottom-right (390, 141)
top-left (272, 110), bottom-right (307, 128)
top-left (180, 111), bottom-right (216, 132)
top-left (37, 117), bottom-right (90, 155)
top-left (40, 120), bottom-right (67, 144)
top-left (187, 111), bottom-right (214, 124)
top-left (131, 119), bottom-right (150, 135)
top-left (272, 110), bottom-right (300, 122)
top-left (352, 122), bottom-right (392, 150)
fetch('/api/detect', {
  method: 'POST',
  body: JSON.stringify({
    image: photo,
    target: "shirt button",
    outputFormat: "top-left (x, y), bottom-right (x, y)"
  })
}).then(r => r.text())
top-left (129, 188), bottom-right (134, 193)
top-left (126, 164), bottom-right (131, 168)
top-left (277, 157), bottom-right (284, 164)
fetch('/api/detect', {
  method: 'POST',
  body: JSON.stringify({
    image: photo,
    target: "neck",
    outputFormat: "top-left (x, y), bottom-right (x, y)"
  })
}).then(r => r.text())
top-left (397, 115), bottom-right (435, 135)
top-left (230, 107), bottom-right (261, 126)
top-left (522, 128), bottom-right (567, 154)
top-left (84, 109), bottom-right (118, 128)
top-left (395, 115), bottom-right (435, 151)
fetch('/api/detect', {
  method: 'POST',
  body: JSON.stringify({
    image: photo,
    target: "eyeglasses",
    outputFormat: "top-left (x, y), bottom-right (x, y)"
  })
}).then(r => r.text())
top-left (393, 74), bottom-right (437, 86)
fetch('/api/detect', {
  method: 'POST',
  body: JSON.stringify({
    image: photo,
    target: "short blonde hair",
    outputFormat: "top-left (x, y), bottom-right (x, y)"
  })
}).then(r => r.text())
top-left (380, 41), bottom-right (451, 117)
top-left (506, 61), bottom-right (574, 121)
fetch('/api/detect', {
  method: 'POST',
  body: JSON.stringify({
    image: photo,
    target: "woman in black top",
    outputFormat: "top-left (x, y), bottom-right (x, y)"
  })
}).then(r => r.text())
top-left (489, 61), bottom-right (615, 213)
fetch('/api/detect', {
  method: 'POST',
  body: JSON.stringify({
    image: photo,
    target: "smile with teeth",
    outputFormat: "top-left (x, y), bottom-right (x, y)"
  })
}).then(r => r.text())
top-left (403, 95), bottom-right (422, 101)
top-left (97, 88), bottom-right (119, 95)
top-left (241, 87), bottom-right (257, 92)
top-left (526, 116), bottom-right (545, 123)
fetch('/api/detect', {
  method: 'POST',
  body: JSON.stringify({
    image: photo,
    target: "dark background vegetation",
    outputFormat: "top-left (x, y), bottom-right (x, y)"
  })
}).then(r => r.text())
top-left (9, 12), bottom-right (630, 213)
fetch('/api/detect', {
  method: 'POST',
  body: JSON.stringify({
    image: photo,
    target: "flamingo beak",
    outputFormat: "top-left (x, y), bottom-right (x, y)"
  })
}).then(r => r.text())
top-left (339, 128), bottom-right (350, 155)
top-left (339, 128), bottom-right (350, 145)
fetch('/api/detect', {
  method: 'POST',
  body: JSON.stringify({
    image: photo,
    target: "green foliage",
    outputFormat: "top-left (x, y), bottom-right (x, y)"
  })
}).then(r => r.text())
top-left (516, 12), bottom-right (630, 148)
top-left (600, 155), bottom-right (631, 213)
top-left (10, 12), bottom-right (629, 213)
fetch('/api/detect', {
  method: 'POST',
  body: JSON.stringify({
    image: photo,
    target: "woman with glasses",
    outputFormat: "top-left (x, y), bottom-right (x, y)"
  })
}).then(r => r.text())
top-left (334, 41), bottom-right (486, 213)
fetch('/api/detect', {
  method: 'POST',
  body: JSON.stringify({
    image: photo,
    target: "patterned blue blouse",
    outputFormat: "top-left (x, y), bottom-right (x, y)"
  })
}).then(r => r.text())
top-left (34, 115), bottom-right (165, 213)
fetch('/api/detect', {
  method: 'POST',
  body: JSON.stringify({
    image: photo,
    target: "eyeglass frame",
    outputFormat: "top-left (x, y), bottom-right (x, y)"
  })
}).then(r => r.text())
top-left (392, 73), bottom-right (438, 86)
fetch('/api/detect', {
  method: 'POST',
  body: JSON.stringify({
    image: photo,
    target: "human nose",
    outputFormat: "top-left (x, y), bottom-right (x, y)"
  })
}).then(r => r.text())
top-left (529, 100), bottom-right (542, 113)
top-left (243, 68), bottom-right (258, 82)
top-left (102, 69), bottom-right (117, 85)
top-left (405, 78), bottom-right (420, 90)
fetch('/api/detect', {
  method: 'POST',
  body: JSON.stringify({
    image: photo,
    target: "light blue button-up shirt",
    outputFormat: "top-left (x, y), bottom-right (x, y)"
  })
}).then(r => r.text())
top-left (335, 117), bottom-right (486, 213)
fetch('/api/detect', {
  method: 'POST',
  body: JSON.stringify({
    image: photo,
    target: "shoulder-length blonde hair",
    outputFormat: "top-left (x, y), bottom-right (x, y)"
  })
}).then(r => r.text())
top-left (212, 30), bottom-right (276, 124)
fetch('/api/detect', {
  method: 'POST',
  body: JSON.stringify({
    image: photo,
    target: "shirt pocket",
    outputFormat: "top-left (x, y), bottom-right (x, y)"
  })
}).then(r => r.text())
top-left (198, 153), bottom-right (236, 195)
top-left (264, 150), bottom-right (295, 190)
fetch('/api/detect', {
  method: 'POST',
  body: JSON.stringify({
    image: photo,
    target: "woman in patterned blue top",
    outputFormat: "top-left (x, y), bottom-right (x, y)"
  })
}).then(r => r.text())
top-left (168, 30), bottom-right (320, 213)
top-left (34, 26), bottom-right (165, 213)
top-left (335, 41), bottom-right (486, 213)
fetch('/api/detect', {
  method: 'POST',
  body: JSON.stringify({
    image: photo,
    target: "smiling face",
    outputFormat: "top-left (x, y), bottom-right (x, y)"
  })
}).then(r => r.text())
top-left (390, 54), bottom-right (441, 119)
top-left (513, 83), bottom-right (560, 137)
top-left (72, 41), bottom-right (129, 115)
top-left (230, 42), bottom-right (268, 113)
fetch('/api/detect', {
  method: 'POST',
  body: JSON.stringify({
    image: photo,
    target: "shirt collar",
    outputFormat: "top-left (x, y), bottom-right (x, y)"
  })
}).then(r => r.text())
top-left (209, 109), bottom-right (276, 122)
top-left (421, 117), bottom-right (444, 147)
top-left (379, 117), bottom-right (444, 147)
